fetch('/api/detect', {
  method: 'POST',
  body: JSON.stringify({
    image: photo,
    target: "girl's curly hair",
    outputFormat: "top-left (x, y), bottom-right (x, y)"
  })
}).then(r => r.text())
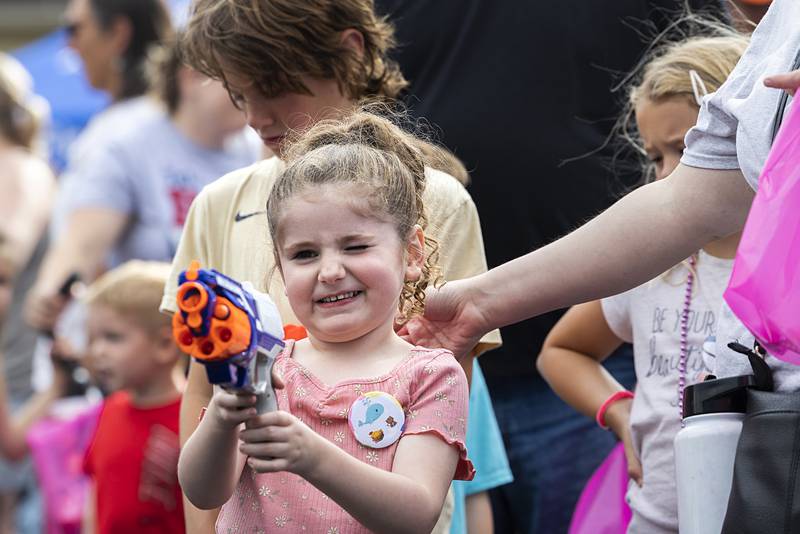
top-left (268, 107), bottom-right (444, 321)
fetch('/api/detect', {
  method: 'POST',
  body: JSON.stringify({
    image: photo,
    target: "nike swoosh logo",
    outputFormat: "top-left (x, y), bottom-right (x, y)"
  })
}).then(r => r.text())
top-left (234, 210), bottom-right (267, 222)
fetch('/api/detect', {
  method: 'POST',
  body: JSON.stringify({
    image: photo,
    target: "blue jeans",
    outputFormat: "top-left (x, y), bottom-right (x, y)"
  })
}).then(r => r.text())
top-left (487, 346), bottom-right (635, 534)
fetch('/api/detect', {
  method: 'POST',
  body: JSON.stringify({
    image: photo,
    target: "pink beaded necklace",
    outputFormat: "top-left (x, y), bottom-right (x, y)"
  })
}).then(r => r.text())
top-left (677, 254), bottom-right (697, 426)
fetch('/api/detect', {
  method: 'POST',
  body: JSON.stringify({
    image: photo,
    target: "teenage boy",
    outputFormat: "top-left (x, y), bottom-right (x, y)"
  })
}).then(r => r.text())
top-left (160, 0), bottom-right (502, 531)
top-left (83, 261), bottom-right (185, 533)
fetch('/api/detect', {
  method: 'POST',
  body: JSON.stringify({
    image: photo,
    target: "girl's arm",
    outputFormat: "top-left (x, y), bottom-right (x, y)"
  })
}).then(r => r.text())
top-left (178, 361), bottom-right (219, 532)
top-left (465, 491), bottom-right (493, 534)
top-left (82, 482), bottom-right (96, 534)
top-left (241, 412), bottom-right (457, 534)
top-left (177, 390), bottom-right (255, 510)
top-left (403, 165), bottom-right (752, 357)
top-left (536, 300), bottom-right (640, 483)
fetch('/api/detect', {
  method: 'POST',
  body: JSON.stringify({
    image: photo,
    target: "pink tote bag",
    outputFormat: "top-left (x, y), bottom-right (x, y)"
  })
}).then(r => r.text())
top-left (569, 442), bottom-right (632, 534)
top-left (27, 403), bottom-right (102, 534)
top-left (724, 98), bottom-right (800, 364)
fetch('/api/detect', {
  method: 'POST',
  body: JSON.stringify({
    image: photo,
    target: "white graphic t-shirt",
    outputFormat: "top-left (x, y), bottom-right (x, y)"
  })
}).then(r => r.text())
top-left (601, 250), bottom-right (733, 534)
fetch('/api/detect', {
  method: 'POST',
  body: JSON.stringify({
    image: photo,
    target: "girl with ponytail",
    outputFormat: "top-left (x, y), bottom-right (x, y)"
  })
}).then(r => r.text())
top-left (178, 111), bottom-right (474, 534)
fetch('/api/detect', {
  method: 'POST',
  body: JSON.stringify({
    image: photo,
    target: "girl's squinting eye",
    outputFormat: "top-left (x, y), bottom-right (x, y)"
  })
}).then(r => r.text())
top-left (345, 244), bottom-right (370, 252)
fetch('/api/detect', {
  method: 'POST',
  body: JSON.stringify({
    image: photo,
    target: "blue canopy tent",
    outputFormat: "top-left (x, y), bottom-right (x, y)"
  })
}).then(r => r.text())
top-left (12, 0), bottom-right (190, 172)
top-left (13, 30), bottom-right (108, 172)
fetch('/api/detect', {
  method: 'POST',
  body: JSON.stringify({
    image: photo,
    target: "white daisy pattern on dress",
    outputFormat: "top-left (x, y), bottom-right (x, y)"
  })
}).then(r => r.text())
top-left (215, 344), bottom-right (473, 533)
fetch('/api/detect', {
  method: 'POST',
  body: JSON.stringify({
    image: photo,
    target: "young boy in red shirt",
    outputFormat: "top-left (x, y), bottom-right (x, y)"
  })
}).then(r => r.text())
top-left (82, 261), bottom-right (185, 534)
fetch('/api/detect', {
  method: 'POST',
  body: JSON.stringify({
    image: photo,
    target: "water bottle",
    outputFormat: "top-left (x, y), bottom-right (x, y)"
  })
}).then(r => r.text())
top-left (674, 375), bottom-right (753, 534)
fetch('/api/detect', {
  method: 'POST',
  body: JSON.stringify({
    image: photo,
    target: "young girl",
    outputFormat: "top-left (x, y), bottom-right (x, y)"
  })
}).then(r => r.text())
top-left (536, 32), bottom-right (748, 534)
top-left (178, 112), bottom-right (473, 533)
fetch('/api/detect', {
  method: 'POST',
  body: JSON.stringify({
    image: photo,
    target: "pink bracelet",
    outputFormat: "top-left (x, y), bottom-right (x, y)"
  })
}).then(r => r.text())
top-left (596, 390), bottom-right (634, 429)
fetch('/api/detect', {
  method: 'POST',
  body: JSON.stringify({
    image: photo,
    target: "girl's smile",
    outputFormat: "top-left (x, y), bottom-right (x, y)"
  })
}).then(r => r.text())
top-left (315, 290), bottom-right (363, 307)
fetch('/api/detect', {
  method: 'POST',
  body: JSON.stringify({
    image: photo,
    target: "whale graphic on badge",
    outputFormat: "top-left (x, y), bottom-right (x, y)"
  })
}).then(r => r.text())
top-left (348, 391), bottom-right (405, 449)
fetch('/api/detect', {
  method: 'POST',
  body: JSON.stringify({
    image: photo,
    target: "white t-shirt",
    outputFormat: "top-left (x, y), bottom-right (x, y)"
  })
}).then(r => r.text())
top-left (680, 0), bottom-right (800, 391)
top-left (682, 0), bottom-right (799, 189)
top-left (53, 107), bottom-right (261, 266)
top-left (602, 251), bottom-right (733, 534)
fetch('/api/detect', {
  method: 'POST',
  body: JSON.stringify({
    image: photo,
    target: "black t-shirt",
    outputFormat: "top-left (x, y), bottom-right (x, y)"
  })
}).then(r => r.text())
top-left (377, 0), bottom-right (725, 382)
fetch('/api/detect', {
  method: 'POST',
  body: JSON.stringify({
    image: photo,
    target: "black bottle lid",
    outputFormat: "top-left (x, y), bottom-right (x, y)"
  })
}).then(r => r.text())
top-left (682, 374), bottom-right (755, 419)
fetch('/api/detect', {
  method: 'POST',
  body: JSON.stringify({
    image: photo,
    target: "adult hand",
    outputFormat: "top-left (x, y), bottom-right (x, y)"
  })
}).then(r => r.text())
top-left (604, 398), bottom-right (642, 486)
top-left (238, 411), bottom-right (324, 477)
top-left (764, 69), bottom-right (800, 97)
top-left (397, 278), bottom-right (490, 361)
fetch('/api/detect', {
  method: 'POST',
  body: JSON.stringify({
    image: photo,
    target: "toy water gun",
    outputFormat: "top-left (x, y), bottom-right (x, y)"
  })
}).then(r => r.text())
top-left (172, 261), bottom-right (284, 413)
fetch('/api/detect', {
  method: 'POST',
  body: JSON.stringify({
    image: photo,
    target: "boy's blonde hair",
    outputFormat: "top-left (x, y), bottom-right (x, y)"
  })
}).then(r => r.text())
top-left (630, 34), bottom-right (749, 110)
top-left (267, 109), bottom-right (441, 321)
top-left (181, 0), bottom-right (407, 101)
top-left (84, 261), bottom-right (173, 334)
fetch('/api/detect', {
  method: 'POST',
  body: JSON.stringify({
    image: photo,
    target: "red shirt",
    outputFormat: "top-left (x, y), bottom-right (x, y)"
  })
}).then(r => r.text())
top-left (83, 392), bottom-right (184, 534)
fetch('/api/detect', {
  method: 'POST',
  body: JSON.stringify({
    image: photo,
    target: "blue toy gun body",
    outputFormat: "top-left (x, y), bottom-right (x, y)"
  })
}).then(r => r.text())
top-left (172, 261), bottom-right (284, 413)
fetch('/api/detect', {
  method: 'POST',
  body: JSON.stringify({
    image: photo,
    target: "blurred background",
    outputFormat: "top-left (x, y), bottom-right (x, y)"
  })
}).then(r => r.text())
top-left (0, 1), bottom-right (67, 51)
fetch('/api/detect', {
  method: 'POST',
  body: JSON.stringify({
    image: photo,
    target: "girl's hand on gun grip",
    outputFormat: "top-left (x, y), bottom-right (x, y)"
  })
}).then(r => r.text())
top-left (238, 411), bottom-right (324, 477)
top-left (604, 397), bottom-right (643, 486)
top-left (207, 390), bottom-right (258, 429)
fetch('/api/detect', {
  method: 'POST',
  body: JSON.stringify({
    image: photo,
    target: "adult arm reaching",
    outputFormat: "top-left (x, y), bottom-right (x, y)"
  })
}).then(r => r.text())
top-left (25, 208), bottom-right (128, 331)
top-left (402, 164), bottom-right (753, 358)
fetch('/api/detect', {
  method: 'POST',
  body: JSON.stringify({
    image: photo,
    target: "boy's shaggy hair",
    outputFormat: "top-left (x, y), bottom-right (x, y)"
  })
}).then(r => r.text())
top-left (84, 261), bottom-right (173, 334)
top-left (181, 0), bottom-right (407, 101)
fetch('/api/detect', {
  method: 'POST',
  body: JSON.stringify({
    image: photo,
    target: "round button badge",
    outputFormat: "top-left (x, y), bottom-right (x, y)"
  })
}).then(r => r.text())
top-left (348, 391), bottom-right (405, 449)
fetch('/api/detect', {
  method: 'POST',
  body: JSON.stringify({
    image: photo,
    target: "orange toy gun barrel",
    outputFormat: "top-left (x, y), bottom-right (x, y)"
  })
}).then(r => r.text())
top-left (171, 261), bottom-right (284, 412)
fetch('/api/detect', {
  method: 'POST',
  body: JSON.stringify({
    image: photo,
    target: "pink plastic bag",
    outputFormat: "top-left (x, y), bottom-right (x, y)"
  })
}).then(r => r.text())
top-left (724, 99), bottom-right (800, 364)
top-left (27, 403), bottom-right (102, 534)
top-left (569, 442), bottom-right (632, 534)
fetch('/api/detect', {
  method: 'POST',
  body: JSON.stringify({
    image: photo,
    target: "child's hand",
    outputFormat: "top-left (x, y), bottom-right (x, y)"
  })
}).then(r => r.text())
top-left (604, 397), bottom-right (643, 486)
top-left (238, 411), bottom-right (324, 477)
top-left (206, 389), bottom-right (258, 429)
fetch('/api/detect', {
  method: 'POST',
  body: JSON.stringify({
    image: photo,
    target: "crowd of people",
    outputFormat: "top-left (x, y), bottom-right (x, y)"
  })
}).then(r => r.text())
top-left (0, 0), bottom-right (793, 532)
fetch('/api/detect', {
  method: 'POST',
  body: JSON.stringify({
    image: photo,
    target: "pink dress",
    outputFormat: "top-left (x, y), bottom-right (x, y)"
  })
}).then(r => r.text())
top-left (216, 341), bottom-right (474, 533)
